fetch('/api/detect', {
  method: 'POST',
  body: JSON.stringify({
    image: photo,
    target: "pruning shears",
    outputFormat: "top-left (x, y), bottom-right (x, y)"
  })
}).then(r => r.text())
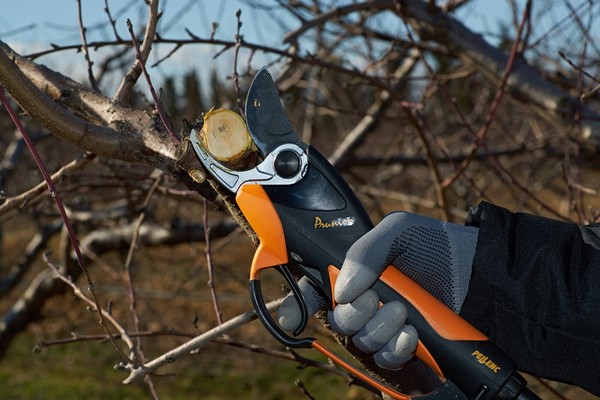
top-left (190, 69), bottom-right (539, 400)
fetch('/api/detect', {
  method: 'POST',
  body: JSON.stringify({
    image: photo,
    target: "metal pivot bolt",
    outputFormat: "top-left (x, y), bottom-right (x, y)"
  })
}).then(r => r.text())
top-left (274, 150), bottom-right (301, 178)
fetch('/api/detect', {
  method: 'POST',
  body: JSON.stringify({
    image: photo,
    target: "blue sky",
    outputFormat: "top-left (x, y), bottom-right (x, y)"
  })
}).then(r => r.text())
top-left (1, 1), bottom-right (593, 94)
top-left (0, 1), bottom-right (271, 44)
top-left (0, 1), bottom-right (513, 46)
top-left (0, 1), bottom-right (490, 78)
top-left (0, 0), bottom-right (293, 59)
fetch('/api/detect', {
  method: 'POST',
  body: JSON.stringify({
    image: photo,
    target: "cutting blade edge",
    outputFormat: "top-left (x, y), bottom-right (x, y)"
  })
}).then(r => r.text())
top-left (245, 68), bottom-right (306, 156)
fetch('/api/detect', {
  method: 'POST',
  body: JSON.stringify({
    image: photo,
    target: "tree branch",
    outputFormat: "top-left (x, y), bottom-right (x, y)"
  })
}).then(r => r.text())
top-left (0, 43), bottom-right (127, 156)
top-left (0, 40), bottom-right (220, 204)
top-left (122, 298), bottom-right (284, 384)
top-left (284, 0), bottom-right (600, 150)
top-left (114, 0), bottom-right (160, 103)
top-left (328, 48), bottom-right (420, 169)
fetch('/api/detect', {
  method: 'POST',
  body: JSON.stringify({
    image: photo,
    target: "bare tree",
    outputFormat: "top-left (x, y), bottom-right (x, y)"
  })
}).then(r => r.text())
top-left (1, 1), bottom-right (599, 398)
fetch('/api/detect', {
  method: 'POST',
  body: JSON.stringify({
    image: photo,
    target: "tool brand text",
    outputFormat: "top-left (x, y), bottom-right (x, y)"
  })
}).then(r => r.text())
top-left (472, 350), bottom-right (501, 373)
top-left (314, 216), bottom-right (356, 229)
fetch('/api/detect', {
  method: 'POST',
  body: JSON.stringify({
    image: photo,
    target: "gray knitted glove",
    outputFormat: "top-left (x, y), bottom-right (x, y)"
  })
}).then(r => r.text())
top-left (277, 211), bottom-right (479, 370)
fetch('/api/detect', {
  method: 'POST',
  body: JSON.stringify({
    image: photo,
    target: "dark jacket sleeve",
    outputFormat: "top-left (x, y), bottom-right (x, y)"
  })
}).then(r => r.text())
top-left (461, 201), bottom-right (600, 396)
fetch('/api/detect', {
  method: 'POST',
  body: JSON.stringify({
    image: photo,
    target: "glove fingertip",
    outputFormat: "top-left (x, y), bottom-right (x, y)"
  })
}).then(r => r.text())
top-left (380, 301), bottom-right (408, 326)
top-left (373, 325), bottom-right (419, 370)
top-left (328, 290), bottom-right (379, 336)
top-left (373, 351), bottom-right (412, 371)
top-left (335, 264), bottom-right (379, 304)
top-left (397, 324), bottom-right (419, 354)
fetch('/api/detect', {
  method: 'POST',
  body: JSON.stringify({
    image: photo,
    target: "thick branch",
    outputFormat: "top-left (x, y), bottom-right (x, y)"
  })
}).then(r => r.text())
top-left (0, 44), bottom-right (125, 157)
top-left (0, 41), bottom-right (178, 169)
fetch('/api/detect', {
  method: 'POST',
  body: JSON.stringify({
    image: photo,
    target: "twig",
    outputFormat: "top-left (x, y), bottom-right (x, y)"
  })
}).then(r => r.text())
top-left (103, 0), bottom-right (123, 42)
top-left (565, 0), bottom-right (594, 221)
top-left (437, 0), bottom-right (532, 188)
top-left (283, 2), bottom-right (378, 44)
top-left (295, 379), bottom-right (316, 400)
top-left (126, 19), bottom-right (180, 143)
top-left (579, 82), bottom-right (600, 103)
top-left (150, 42), bottom-right (183, 68)
top-left (0, 129), bottom-right (27, 193)
top-left (210, 22), bottom-right (219, 40)
top-left (124, 171), bottom-right (163, 332)
top-left (122, 298), bottom-right (284, 384)
top-left (398, 0), bottom-right (567, 220)
top-left (469, 2), bottom-right (569, 220)
top-left (34, 330), bottom-right (197, 351)
top-left (300, 68), bottom-right (318, 146)
top-left (204, 199), bottom-right (224, 325)
top-left (557, 8), bottom-right (599, 86)
top-left (0, 152), bottom-right (96, 217)
top-left (0, 219), bottom-right (237, 357)
top-left (215, 338), bottom-right (379, 396)
top-left (123, 171), bottom-right (163, 398)
top-left (76, 0), bottom-right (98, 91)
top-left (358, 185), bottom-right (468, 220)
top-left (380, 26), bottom-right (449, 218)
top-left (114, 0), bottom-right (160, 103)
top-left (43, 252), bottom-right (136, 360)
top-left (33, 329), bottom-right (378, 396)
top-left (329, 49), bottom-right (419, 169)
top-left (401, 105), bottom-right (451, 220)
top-left (231, 9), bottom-right (245, 117)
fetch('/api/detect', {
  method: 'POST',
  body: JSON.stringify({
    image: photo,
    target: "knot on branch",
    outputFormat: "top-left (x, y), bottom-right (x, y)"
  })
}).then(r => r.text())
top-left (175, 136), bottom-right (206, 184)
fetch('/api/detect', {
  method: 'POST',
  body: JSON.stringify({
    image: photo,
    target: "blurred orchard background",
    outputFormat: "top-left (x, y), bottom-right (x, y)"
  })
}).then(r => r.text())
top-left (0, 1), bottom-right (599, 399)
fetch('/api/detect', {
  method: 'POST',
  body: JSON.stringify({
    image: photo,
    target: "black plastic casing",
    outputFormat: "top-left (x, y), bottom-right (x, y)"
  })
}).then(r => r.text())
top-left (264, 147), bottom-right (373, 299)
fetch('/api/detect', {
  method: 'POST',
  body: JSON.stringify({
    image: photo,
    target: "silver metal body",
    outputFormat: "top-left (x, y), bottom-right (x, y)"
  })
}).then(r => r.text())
top-left (190, 128), bottom-right (308, 193)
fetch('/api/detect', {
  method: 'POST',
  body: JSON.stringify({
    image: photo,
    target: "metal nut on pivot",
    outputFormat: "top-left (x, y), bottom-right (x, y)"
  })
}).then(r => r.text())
top-left (274, 150), bottom-right (301, 178)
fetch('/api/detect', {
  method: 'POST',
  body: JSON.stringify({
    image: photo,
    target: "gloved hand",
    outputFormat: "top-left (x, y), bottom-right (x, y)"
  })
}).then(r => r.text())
top-left (277, 211), bottom-right (479, 370)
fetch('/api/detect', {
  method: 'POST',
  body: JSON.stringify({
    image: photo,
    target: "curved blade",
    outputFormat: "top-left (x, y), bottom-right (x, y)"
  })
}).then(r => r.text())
top-left (245, 69), bottom-right (306, 156)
